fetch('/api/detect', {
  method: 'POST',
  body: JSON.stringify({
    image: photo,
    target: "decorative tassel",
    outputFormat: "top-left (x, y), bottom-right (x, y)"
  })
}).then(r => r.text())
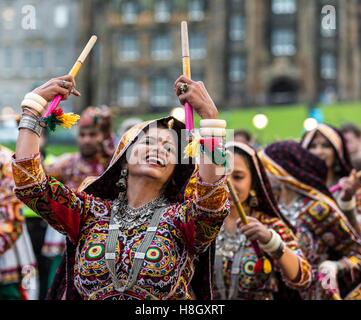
top-left (42, 106), bottom-right (80, 131)
top-left (18, 284), bottom-right (29, 300)
top-left (254, 258), bottom-right (264, 274)
top-left (263, 258), bottom-right (272, 274)
top-left (57, 113), bottom-right (80, 128)
top-left (184, 136), bottom-right (201, 158)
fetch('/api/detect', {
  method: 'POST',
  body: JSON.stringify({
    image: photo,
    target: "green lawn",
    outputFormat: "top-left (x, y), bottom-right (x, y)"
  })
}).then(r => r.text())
top-left (3, 102), bottom-right (361, 153)
top-left (116, 101), bottom-right (361, 145)
top-left (3, 143), bottom-right (78, 155)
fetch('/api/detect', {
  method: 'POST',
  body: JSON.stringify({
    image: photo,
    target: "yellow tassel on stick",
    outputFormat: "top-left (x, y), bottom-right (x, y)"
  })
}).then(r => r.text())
top-left (184, 138), bottom-right (200, 158)
top-left (58, 113), bottom-right (81, 129)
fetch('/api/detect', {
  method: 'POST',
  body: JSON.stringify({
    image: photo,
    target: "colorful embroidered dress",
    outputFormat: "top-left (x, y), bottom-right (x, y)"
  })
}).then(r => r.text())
top-left (261, 141), bottom-right (361, 300)
top-left (0, 145), bottom-right (38, 300)
top-left (42, 153), bottom-right (107, 257)
top-left (214, 142), bottom-right (311, 300)
top-left (12, 117), bottom-right (230, 300)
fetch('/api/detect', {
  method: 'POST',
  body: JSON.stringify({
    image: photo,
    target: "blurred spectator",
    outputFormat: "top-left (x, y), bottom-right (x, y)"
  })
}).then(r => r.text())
top-left (117, 118), bottom-right (143, 141)
top-left (233, 129), bottom-right (257, 147)
top-left (340, 123), bottom-right (361, 170)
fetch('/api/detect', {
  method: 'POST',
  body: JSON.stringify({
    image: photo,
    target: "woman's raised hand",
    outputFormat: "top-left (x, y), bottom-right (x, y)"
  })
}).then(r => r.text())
top-left (32, 75), bottom-right (81, 103)
top-left (339, 169), bottom-right (361, 201)
top-left (174, 75), bottom-right (218, 120)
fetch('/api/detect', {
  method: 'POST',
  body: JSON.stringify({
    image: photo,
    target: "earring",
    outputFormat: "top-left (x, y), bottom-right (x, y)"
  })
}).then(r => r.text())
top-left (249, 190), bottom-right (259, 208)
top-left (116, 169), bottom-right (128, 199)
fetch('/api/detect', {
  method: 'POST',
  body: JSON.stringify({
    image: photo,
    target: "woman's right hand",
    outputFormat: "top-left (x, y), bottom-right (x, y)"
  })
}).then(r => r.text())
top-left (32, 75), bottom-right (81, 103)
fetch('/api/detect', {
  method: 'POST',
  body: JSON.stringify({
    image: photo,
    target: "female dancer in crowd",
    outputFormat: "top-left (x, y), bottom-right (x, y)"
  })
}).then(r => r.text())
top-left (260, 141), bottom-right (361, 299)
top-left (11, 74), bottom-right (229, 300)
top-left (301, 124), bottom-right (361, 234)
top-left (214, 142), bottom-right (311, 300)
top-left (0, 145), bottom-right (38, 299)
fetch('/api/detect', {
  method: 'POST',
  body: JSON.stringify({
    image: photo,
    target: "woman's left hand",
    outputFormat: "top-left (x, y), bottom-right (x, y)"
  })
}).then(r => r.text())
top-left (339, 169), bottom-right (361, 201)
top-left (174, 75), bottom-right (218, 119)
top-left (238, 216), bottom-right (273, 244)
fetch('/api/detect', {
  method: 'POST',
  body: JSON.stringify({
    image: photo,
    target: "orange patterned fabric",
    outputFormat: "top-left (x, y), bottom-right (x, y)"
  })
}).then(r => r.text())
top-left (12, 153), bottom-right (46, 189)
top-left (0, 146), bottom-right (24, 255)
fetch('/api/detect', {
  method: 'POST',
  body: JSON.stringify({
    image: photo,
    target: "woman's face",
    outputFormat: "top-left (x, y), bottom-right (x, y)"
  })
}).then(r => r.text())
top-left (127, 127), bottom-right (177, 185)
top-left (308, 132), bottom-right (335, 170)
top-left (230, 153), bottom-right (253, 203)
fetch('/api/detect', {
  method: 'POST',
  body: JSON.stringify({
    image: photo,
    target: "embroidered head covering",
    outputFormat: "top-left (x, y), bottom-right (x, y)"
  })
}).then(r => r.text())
top-left (261, 140), bottom-right (332, 199)
top-left (301, 124), bottom-right (353, 177)
top-left (226, 142), bottom-right (282, 219)
top-left (81, 116), bottom-right (195, 202)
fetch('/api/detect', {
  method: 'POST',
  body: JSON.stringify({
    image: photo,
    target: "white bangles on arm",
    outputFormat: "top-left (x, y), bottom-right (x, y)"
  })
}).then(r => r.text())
top-left (20, 92), bottom-right (48, 117)
top-left (258, 229), bottom-right (286, 260)
top-left (338, 196), bottom-right (356, 211)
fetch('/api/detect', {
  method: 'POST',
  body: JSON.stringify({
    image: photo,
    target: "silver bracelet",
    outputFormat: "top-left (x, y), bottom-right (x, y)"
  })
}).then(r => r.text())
top-left (18, 114), bottom-right (43, 137)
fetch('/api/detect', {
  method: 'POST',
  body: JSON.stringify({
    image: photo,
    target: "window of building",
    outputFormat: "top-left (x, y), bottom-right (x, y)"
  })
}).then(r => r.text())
top-left (271, 29), bottom-right (296, 56)
top-left (320, 53), bottom-right (336, 79)
top-left (152, 76), bottom-right (171, 107)
top-left (190, 32), bottom-right (206, 59)
top-left (151, 33), bottom-right (172, 60)
top-left (119, 34), bottom-right (139, 61)
top-left (54, 48), bottom-right (67, 70)
top-left (154, 0), bottom-right (171, 22)
top-left (2, 47), bottom-right (13, 69)
top-left (122, 1), bottom-right (138, 24)
top-left (272, 0), bottom-right (297, 15)
top-left (118, 78), bottom-right (139, 107)
top-left (54, 5), bottom-right (69, 28)
top-left (188, 0), bottom-right (204, 21)
top-left (23, 48), bottom-right (45, 69)
top-left (229, 15), bottom-right (246, 41)
top-left (229, 55), bottom-right (246, 82)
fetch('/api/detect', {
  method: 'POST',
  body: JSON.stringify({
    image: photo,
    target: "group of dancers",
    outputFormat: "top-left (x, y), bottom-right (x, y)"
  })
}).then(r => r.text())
top-left (0, 73), bottom-right (360, 300)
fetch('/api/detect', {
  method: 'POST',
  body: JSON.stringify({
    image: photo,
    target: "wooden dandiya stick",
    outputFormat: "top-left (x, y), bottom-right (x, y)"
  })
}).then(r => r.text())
top-left (329, 171), bottom-right (361, 193)
top-left (44, 35), bottom-right (98, 117)
top-left (181, 21), bottom-right (194, 132)
top-left (227, 179), bottom-right (248, 224)
top-left (226, 178), bottom-right (266, 273)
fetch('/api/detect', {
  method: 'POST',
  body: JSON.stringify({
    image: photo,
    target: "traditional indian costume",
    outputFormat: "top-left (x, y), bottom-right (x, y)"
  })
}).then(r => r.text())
top-left (12, 117), bottom-right (230, 300)
top-left (214, 142), bottom-right (312, 300)
top-left (261, 141), bottom-right (361, 299)
top-left (0, 145), bottom-right (38, 299)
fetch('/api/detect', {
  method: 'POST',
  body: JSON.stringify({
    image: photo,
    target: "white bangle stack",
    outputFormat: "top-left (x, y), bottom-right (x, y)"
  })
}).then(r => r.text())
top-left (338, 196), bottom-right (356, 211)
top-left (199, 119), bottom-right (227, 137)
top-left (259, 229), bottom-right (285, 259)
top-left (21, 92), bottom-right (48, 117)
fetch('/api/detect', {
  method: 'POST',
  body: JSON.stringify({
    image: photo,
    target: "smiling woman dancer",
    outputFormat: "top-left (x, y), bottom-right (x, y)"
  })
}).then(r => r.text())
top-left (301, 124), bottom-right (361, 235)
top-left (11, 74), bottom-right (230, 300)
top-left (214, 142), bottom-right (311, 300)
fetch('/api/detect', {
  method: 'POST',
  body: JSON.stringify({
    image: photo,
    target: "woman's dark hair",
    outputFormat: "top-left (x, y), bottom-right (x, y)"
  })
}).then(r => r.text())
top-left (340, 123), bottom-right (361, 138)
top-left (230, 146), bottom-right (282, 219)
top-left (234, 129), bottom-right (252, 143)
top-left (301, 124), bottom-right (353, 178)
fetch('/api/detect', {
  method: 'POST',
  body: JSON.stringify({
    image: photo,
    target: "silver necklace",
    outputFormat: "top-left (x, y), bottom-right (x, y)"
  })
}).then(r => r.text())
top-left (278, 196), bottom-right (304, 227)
top-left (216, 226), bottom-right (246, 259)
top-left (112, 196), bottom-right (167, 230)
